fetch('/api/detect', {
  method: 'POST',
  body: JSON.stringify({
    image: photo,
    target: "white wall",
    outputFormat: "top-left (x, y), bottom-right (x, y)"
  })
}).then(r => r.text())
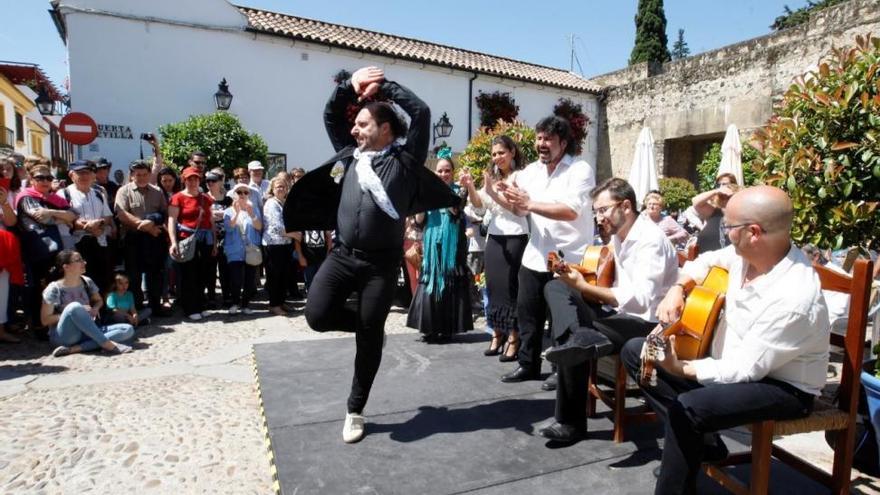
top-left (60, 0), bottom-right (599, 173)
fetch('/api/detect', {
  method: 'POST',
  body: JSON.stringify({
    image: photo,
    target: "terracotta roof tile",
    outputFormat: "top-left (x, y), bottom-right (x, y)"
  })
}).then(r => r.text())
top-left (238, 6), bottom-right (600, 94)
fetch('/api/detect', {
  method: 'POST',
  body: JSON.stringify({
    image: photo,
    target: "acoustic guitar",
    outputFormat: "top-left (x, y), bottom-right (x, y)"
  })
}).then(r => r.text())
top-left (639, 266), bottom-right (729, 387)
top-left (546, 245), bottom-right (615, 287)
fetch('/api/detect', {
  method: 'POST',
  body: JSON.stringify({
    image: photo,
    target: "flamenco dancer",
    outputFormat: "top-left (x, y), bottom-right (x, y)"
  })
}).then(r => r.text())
top-left (284, 67), bottom-right (458, 443)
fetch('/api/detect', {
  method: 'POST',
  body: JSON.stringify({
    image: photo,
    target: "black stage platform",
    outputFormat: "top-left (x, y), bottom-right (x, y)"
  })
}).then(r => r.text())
top-left (254, 333), bottom-right (830, 494)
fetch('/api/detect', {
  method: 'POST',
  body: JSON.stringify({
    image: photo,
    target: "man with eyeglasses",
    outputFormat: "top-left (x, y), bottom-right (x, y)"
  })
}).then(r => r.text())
top-left (620, 185), bottom-right (829, 493)
top-left (495, 116), bottom-right (595, 389)
top-left (535, 177), bottom-right (678, 443)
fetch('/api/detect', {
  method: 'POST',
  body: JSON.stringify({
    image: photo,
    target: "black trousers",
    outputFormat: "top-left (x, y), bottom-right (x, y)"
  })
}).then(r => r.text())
top-left (544, 279), bottom-right (655, 428)
top-left (123, 231), bottom-right (167, 311)
top-left (227, 260), bottom-right (257, 307)
top-left (76, 236), bottom-right (112, 293)
top-left (205, 246), bottom-right (224, 302)
top-left (266, 244), bottom-right (293, 307)
top-left (515, 267), bottom-right (555, 371)
top-left (304, 247), bottom-right (399, 414)
top-left (620, 339), bottom-right (815, 495)
top-left (177, 239), bottom-right (213, 316)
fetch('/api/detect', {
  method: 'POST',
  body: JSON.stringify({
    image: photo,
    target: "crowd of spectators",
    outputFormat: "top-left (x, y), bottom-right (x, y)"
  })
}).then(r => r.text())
top-left (0, 140), bottom-right (331, 356)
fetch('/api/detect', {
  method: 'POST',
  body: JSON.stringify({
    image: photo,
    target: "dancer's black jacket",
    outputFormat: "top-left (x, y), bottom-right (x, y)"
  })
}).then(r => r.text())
top-left (284, 79), bottom-right (460, 251)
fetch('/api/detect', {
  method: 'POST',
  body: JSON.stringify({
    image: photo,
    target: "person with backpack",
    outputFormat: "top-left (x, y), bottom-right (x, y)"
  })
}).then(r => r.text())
top-left (43, 250), bottom-right (134, 357)
top-left (297, 229), bottom-right (332, 293)
top-left (61, 160), bottom-right (114, 292)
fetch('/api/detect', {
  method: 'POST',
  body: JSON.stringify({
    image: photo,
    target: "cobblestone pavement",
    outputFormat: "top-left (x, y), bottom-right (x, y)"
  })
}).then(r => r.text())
top-left (2, 303), bottom-right (878, 494)
top-left (0, 303), bottom-right (420, 494)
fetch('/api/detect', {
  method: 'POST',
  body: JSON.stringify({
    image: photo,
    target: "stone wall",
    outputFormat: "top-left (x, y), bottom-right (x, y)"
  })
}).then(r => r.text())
top-left (592, 0), bottom-right (880, 183)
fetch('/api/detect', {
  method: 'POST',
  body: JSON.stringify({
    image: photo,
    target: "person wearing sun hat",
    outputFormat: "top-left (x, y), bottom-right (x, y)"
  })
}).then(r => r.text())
top-left (247, 160), bottom-right (269, 197)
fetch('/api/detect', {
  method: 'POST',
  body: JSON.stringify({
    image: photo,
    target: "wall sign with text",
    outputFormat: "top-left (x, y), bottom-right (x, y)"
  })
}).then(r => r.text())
top-left (97, 125), bottom-right (133, 139)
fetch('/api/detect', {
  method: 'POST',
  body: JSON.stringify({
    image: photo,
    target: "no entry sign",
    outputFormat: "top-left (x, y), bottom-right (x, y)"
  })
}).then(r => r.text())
top-left (59, 112), bottom-right (98, 145)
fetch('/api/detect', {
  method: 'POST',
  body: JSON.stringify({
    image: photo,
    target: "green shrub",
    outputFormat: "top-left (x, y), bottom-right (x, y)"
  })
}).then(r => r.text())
top-left (159, 112), bottom-right (268, 174)
top-left (658, 177), bottom-right (697, 213)
top-left (695, 142), bottom-right (760, 192)
top-left (458, 121), bottom-right (537, 187)
top-left (752, 34), bottom-right (880, 250)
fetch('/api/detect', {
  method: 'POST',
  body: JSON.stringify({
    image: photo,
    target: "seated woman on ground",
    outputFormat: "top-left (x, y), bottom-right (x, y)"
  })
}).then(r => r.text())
top-left (105, 272), bottom-right (151, 326)
top-left (42, 250), bottom-right (135, 357)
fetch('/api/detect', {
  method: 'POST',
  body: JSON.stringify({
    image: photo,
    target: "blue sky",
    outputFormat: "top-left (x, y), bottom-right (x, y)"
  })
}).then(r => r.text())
top-left (5, 0), bottom-right (807, 91)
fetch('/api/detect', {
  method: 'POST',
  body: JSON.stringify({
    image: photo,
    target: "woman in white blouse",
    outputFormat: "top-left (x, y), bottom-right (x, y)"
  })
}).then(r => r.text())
top-left (460, 136), bottom-right (530, 361)
top-left (261, 176), bottom-right (297, 315)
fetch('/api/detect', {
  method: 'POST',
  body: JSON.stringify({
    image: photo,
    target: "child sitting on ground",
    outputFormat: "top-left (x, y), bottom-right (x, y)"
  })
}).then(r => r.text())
top-left (106, 273), bottom-right (151, 326)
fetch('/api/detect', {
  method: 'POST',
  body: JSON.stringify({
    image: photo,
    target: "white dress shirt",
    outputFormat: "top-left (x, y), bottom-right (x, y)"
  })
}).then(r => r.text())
top-left (475, 171), bottom-right (530, 237)
top-left (682, 244), bottom-right (830, 396)
top-left (517, 155), bottom-right (595, 272)
top-left (610, 214), bottom-right (679, 322)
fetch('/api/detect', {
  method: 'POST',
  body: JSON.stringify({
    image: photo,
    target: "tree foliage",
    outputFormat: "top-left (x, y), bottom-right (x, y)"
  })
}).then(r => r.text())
top-left (458, 120), bottom-right (537, 187)
top-left (629, 0), bottom-right (671, 66)
top-left (771, 0), bottom-right (847, 31)
top-left (158, 112), bottom-right (268, 174)
top-left (751, 34), bottom-right (880, 250)
top-left (658, 177), bottom-right (697, 213)
top-left (671, 28), bottom-right (690, 60)
top-left (696, 142), bottom-right (760, 192)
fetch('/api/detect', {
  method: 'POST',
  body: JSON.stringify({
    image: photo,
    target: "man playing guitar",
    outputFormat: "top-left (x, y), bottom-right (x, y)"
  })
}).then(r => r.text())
top-left (538, 178), bottom-right (679, 443)
top-left (620, 185), bottom-right (830, 494)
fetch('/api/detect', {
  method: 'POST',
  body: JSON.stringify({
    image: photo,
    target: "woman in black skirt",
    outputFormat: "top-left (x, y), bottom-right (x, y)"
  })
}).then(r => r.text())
top-left (406, 152), bottom-right (473, 341)
top-left (459, 136), bottom-right (528, 360)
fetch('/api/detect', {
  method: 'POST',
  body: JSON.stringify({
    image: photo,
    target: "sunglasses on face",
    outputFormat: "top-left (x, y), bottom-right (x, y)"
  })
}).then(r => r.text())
top-left (33, 175), bottom-right (53, 182)
top-left (236, 190), bottom-right (250, 195)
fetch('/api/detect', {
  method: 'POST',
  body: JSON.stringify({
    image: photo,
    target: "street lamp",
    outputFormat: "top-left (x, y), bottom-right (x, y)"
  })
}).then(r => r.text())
top-left (433, 113), bottom-right (453, 143)
top-left (35, 86), bottom-right (55, 115)
top-left (214, 78), bottom-right (233, 111)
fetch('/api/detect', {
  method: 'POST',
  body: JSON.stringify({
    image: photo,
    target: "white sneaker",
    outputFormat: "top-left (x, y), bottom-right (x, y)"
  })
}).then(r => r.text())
top-left (342, 413), bottom-right (365, 443)
top-left (228, 305), bottom-right (240, 315)
top-left (242, 307), bottom-right (254, 315)
top-left (188, 313), bottom-right (202, 321)
top-left (201, 311), bottom-right (210, 318)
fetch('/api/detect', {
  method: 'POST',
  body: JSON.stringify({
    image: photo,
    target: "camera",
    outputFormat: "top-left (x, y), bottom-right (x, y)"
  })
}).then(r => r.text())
top-left (140, 133), bottom-right (155, 141)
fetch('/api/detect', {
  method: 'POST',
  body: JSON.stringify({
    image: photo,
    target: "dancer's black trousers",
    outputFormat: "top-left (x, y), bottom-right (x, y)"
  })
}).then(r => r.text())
top-left (304, 246), bottom-right (399, 414)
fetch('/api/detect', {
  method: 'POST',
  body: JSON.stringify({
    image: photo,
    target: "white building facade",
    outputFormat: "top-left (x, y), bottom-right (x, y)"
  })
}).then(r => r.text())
top-left (51, 0), bottom-right (600, 173)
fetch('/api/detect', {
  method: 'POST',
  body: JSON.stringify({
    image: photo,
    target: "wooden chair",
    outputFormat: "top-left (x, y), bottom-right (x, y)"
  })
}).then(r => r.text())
top-left (702, 258), bottom-right (874, 495)
top-left (587, 241), bottom-right (702, 443)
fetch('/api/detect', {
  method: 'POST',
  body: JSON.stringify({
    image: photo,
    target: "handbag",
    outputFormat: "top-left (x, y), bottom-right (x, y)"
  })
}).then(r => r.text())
top-left (236, 214), bottom-right (263, 266)
top-left (172, 201), bottom-right (204, 263)
top-left (404, 241), bottom-right (422, 268)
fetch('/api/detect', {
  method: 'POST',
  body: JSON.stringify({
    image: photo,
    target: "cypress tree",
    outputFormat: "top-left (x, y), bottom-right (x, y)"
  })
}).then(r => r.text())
top-left (629, 0), bottom-right (671, 66)
top-left (671, 28), bottom-right (690, 60)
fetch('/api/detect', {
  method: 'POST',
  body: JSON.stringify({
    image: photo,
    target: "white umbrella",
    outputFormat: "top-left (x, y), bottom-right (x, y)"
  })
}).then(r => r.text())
top-left (717, 124), bottom-right (743, 186)
top-left (628, 127), bottom-right (659, 209)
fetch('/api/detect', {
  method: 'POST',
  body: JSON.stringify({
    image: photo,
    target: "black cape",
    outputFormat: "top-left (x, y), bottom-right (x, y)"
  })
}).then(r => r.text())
top-left (283, 148), bottom-right (460, 232)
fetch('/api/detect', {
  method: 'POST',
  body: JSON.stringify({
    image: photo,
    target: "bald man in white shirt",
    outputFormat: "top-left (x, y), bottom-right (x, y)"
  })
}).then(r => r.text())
top-left (621, 185), bottom-right (829, 494)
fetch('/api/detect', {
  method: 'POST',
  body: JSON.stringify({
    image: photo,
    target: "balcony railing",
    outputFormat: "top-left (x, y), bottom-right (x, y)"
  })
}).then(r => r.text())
top-left (0, 127), bottom-right (13, 149)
